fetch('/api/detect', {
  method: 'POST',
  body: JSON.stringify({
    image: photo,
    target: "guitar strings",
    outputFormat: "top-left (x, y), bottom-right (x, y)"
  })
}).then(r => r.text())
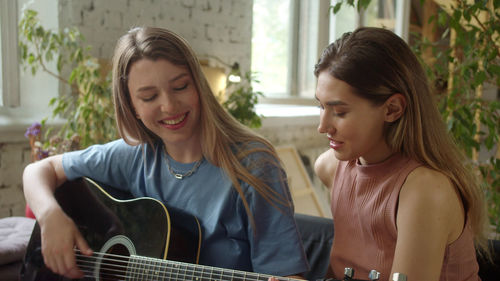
top-left (73, 250), bottom-right (298, 281)
top-left (75, 252), bottom-right (272, 281)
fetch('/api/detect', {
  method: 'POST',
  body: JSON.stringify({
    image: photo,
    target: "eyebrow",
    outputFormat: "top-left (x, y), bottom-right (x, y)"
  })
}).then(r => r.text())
top-left (314, 95), bottom-right (348, 106)
top-left (136, 73), bottom-right (190, 93)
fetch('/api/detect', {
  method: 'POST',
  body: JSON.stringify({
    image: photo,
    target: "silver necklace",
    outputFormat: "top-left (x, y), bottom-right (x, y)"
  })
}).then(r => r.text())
top-left (165, 154), bottom-right (204, 180)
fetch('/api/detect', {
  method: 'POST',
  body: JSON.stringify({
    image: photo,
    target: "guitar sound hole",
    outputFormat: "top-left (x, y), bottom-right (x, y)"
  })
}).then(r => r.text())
top-left (99, 243), bottom-right (130, 281)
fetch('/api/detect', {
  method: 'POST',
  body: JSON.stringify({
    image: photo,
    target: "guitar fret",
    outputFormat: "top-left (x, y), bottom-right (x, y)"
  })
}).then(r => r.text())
top-left (151, 256), bottom-right (161, 280)
top-left (197, 265), bottom-right (204, 281)
top-left (181, 261), bottom-right (189, 280)
top-left (173, 261), bottom-right (181, 281)
top-left (128, 255), bottom-right (139, 281)
top-left (191, 262), bottom-right (195, 281)
top-left (213, 266), bottom-right (225, 281)
top-left (162, 259), bottom-right (169, 281)
top-left (139, 256), bottom-right (147, 280)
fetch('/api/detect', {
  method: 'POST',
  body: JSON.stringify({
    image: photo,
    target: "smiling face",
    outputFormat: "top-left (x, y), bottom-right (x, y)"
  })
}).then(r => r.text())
top-left (316, 71), bottom-right (394, 165)
top-left (128, 58), bottom-right (201, 153)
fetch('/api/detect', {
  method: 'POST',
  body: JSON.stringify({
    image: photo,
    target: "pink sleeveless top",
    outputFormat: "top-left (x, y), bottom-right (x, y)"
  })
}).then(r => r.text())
top-left (328, 153), bottom-right (480, 281)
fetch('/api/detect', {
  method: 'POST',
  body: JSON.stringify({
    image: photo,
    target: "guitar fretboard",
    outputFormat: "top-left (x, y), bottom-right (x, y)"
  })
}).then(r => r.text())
top-left (127, 255), bottom-right (298, 281)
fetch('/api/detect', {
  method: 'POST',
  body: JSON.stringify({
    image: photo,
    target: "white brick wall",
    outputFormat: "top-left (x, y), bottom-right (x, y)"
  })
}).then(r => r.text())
top-left (0, 140), bottom-right (32, 217)
top-left (58, 0), bottom-right (253, 73)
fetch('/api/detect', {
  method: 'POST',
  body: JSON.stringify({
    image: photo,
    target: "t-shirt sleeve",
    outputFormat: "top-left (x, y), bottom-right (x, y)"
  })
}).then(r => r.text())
top-left (61, 139), bottom-right (140, 191)
top-left (241, 149), bottom-right (310, 276)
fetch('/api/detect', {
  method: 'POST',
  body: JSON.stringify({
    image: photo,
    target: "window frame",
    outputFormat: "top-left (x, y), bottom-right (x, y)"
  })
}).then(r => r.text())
top-left (253, 0), bottom-right (410, 106)
top-left (0, 0), bottom-right (20, 108)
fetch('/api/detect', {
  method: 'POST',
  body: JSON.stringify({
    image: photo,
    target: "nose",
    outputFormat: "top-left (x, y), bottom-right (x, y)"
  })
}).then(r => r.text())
top-left (159, 92), bottom-right (176, 113)
top-left (317, 111), bottom-right (334, 135)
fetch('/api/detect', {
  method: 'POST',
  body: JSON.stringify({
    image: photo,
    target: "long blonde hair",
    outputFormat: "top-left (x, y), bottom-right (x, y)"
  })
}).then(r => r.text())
top-left (315, 27), bottom-right (490, 255)
top-left (111, 27), bottom-right (292, 228)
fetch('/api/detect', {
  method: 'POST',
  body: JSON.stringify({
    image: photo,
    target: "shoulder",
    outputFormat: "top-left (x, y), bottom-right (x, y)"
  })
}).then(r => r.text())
top-left (63, 139), bottom-right (147, 167)
top-left (401, 166), bottom-right (457, 205)
top-left (314, 149), bottom-right (338, 188)
top-left (237, 141), bottom-right (279, 165)
top-left (398, 166), bottom-right (465, 241)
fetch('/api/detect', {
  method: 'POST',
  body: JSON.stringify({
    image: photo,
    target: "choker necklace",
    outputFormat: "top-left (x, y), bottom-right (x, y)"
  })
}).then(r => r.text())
top-left (165, 154), bottom-right (204, 180)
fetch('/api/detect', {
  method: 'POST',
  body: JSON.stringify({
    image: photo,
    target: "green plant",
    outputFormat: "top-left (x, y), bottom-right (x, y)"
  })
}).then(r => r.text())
top-left (223, 71), bottom-right (264, 128)
top-left (331, 0), bottom-right (500, 232)
top-left (19, 9), bottom-right (117, 149)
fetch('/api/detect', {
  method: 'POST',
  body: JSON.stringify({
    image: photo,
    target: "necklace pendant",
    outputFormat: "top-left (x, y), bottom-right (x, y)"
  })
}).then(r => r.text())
top-left (174, 173), bottom-right (183, 180)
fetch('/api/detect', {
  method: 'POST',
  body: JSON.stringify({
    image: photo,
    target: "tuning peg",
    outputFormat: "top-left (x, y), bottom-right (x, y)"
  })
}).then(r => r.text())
top-left (368, 270), bottom-right (380, 281)
top-left (392, 273), bottom-right (407, 281)
top-left (343, 267), bottom-right (354, 280)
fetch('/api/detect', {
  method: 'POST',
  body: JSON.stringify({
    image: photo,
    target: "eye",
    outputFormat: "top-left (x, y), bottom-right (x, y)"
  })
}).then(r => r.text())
top-left (333, 111), bottom-right (346, 117)
top-left (141, 94), bottom-right (157, 102)
top-left (173, 83), bottom-right (188, 91)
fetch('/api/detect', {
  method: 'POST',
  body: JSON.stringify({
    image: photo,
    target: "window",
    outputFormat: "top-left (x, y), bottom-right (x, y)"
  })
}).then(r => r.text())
top-left (251, 0), bottom-right (410, 102)
top-left (0, 0), bottom-right (20, 107)
top-left (251, 0), bottom-right (291, 97)
top-left (252, 0), bottom-right (329, 100)
top-left (0, 0), bottom-right (59, 132)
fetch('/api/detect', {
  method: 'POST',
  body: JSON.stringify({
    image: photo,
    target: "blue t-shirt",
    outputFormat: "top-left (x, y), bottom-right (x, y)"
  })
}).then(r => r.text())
top-left (62, 139), bottom-right (309, 276)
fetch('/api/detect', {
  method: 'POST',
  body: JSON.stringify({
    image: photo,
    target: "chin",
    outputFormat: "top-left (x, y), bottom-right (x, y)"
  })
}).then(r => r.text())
top-left (333, 150), bottom-right (356, 162)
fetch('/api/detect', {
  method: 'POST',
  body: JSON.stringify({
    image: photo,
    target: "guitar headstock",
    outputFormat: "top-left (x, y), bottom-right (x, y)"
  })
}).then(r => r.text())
top-left (317, 267), bottom-right (407, 281)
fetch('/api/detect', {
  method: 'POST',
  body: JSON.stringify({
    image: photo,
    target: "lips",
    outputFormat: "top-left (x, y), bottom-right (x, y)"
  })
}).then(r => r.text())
top-left (162, 113), bottom-right (187, 125)
top-left (160, 112), bottom-right (189, 129)
top-left (328, 137), bottom-right (343, 150)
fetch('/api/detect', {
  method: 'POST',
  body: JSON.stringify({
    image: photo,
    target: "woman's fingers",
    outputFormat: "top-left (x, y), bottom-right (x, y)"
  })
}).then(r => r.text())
top-left (40, 209), bottom-right (91, 278)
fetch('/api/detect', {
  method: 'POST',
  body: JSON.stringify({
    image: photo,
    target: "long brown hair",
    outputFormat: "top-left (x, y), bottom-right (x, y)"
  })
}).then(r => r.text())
top-left (111, 27), bottom-right (292, 229)
top-left (315, 27), bottom-right (490, 255)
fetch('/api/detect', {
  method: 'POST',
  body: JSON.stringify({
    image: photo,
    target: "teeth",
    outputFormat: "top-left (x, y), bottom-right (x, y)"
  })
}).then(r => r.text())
top-left (162, 114), bottom-right (186, 125)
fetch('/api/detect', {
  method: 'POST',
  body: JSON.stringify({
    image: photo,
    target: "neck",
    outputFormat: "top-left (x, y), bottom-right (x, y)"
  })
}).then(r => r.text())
top-left (358, 143), bottom-right (394, 165)
top-left (164, 144), bottom-right (203, 163)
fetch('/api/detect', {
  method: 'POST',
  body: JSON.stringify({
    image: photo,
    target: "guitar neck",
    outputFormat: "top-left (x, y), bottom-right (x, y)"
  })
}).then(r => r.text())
top-left (127, 255), bottom-right (298, 281)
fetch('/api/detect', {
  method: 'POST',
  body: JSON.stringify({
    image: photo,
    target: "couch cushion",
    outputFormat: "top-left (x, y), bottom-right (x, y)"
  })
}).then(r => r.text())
top-left (295, 213), bottom-right (334, 280)
top-left (0, 216), bottom-right (35, 265)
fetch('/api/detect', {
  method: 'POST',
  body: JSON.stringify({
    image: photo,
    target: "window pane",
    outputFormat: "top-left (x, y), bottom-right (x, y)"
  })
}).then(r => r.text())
top-left (252, 0), bottom-right (291, 97)
top-left (330, 1), bottom-right (358, 41)
top-left (0, 0), bottom-right (20, 108)
top-left (297, 0), bottom-right (319, 98)
top-left (0, 19), bottom-right (3, 105)
top-left (364, 0), bottom-right (397, 31)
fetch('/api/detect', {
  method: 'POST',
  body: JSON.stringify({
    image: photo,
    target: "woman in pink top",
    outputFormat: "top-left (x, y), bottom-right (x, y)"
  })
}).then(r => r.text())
top-left (312, 27), bottom-right (490, 281)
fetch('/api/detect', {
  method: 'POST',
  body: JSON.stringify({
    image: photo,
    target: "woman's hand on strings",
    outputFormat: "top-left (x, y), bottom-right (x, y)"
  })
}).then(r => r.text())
top-left (39, 207), bottom-right (93, 278)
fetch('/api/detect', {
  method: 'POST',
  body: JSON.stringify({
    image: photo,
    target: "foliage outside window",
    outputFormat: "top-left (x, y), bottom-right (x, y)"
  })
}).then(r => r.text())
top-left (252, 0), bottom-right (291, 97)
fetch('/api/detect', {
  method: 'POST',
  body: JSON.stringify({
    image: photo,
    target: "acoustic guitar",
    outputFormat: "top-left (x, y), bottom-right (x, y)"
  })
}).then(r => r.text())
top-left (20, 177), bottom-right (306, 281)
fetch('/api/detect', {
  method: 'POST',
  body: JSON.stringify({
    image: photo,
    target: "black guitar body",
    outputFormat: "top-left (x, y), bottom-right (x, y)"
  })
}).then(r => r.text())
top-left (21, 177), bottom-right (201, 281)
